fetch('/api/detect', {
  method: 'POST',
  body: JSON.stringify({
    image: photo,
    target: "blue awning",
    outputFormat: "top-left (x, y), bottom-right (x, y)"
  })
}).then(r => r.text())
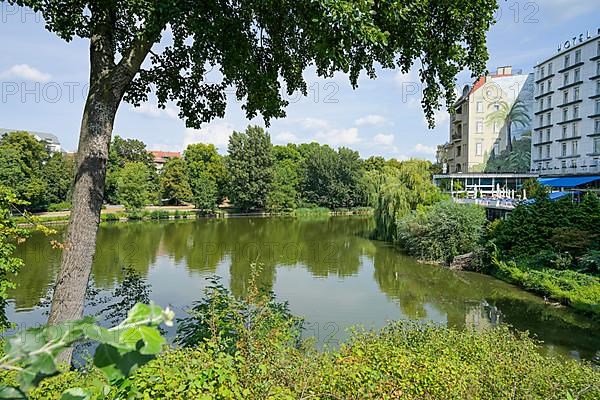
top-left (523, 191), bottom-right (579, 204)
top-left (538, 176), bottom-right (600, 188)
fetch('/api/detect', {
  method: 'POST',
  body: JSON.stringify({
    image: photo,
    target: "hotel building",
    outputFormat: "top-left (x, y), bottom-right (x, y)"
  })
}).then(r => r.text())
top-left (438, 66), bottom-right (534, 173)
top-left (531, 29), bottom-right (600, 176)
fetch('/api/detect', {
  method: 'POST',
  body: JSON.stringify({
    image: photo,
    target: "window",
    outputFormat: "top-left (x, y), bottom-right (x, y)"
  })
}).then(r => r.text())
top-left (539, 115), bottom-right (544, 126)
top-left (572, 140), bottom-right (578, 155)
top-left (493, 143), bottom-right (499, 155)
top-left (546, 129), bottom-right (551, 142)
top-left (595, 119), bottom-right (600, 134)
top-left (563, 72), bottom-right (569, 86)
top-left (575, 49), bottom-right (581, 63)
top-left (574, 68), bottom-right (580, 82)
top-left (597, 80), bottom-right (600, 95)
top-left (573, 106), bottom-right (579, 119)
top-left (562, 143), bottom-right (567, 157)
top-left (537, 162), bottom-right (542, 170)
top-left (538, 131), bottom-right (543, 142)
top-left (548, 62), bottom-right (553, 74)
top-left (574, 87), bottom-right (580, 101)
top-left (547, 97), bottom-right (552, 108)
top-left (563, 90), bottom-right (569, 103)
top-left (564, 54), bottom-right (570, 68)
top-left (545, 145), bottom-right (551, 158)
top-left (540, 82), bottom-right (545, 94)
top-left (563, 108), bottom-right (568, 121)
top-left (571, 159), bottom-right (577, 169)
top-left (546, 113), bottom-right (551, 125)
top-left (594, 138), bottom-right (600, 154)
top-left (562, 125), bottom-right (568, 139)
top-left (476, 101), bottom-right (483, 113)
top-left (537, 147), bottom-right (543, 160)
top-left (596, 100), bottom-right (600, 115)
top-left (545, 161), bottom-right (551, 170)
top-left (476, 142), bottom-right (482, 156)
top-left (538, 99), bottom-right (543, 110)
top-left (572, 122), bottom-right (578, 137)
top-left (540, 66), bottom-right (545, 79)
top-left (456, 146), bottom-right (461, 157)
top-left (561, 160), bottom-right (567, 169)
top-left (598, 41), bottom-right (600, 56)
top-left (476, 120), bottom-right (483, 133)
top-left (597, 61), bottom-right (600, 75)
top-left (548, 79), bottom-right (552, 90)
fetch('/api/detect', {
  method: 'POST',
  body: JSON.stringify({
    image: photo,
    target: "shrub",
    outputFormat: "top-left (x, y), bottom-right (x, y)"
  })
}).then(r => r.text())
top-left (149, 210), bottom-right (170, 220)
top-left (396, 201), bottom-right (487, 264)
top-left (100, 213), bottom-right (121, 222)
top-left (47, 201), bottom-right (71, 212)
top-left (580, 250), bottom-right (600, 275)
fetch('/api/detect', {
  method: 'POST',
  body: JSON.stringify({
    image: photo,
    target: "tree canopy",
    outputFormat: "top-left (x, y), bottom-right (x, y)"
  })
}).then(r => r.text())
top-left (11, 0), bottom-right (496, 127)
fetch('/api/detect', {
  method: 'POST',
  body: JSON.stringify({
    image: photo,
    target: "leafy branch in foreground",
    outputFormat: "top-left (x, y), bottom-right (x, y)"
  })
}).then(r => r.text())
top-left (0, 302), bottom-right (174, 399)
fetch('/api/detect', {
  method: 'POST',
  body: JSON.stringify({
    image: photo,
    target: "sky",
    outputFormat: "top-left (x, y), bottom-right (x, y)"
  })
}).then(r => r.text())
top-left (0, 0), bottom-right (599, 160)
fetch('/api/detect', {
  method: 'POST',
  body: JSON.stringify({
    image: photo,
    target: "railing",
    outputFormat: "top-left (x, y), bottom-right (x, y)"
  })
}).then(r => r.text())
top-left (453, 197), bottom-right (520, 210)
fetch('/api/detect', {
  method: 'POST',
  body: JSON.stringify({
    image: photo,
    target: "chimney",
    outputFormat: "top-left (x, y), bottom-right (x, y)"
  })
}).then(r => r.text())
top-left (496, 66), bottom-right (512, 76)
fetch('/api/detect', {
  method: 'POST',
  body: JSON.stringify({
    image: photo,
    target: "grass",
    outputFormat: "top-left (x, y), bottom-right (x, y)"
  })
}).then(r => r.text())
top-left (491, 257), bottom-right (600, 318)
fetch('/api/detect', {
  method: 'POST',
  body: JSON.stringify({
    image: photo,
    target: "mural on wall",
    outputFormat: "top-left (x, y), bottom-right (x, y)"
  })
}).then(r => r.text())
top-left (474, 73), bottom-right (534, 173)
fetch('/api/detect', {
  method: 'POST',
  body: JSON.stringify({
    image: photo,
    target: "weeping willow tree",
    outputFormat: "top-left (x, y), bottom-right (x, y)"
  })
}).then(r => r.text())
top-left (372, 160), bottom-right (443, 242)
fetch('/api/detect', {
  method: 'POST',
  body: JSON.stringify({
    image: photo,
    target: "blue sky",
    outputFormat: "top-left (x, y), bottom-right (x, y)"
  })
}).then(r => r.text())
top-left (0, 1), bottom-right (598, 159)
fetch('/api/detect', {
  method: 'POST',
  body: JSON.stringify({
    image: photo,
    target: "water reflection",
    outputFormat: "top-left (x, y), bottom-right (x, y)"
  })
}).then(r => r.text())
top-left (7, 216), bottom-right (600, 362)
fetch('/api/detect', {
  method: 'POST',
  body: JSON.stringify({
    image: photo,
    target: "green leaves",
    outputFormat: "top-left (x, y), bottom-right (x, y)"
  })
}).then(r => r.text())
top-left (0, 302), bottom-right (173, 397)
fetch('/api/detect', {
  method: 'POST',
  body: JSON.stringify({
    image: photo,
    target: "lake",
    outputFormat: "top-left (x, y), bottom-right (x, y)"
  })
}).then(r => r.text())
top-left (5, 216), bottom-right (600, 362)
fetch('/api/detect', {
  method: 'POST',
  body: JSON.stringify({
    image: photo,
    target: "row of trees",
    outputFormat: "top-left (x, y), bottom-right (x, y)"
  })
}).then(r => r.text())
top-left (0, 131), bottom-right (74, 210)
top-left (4, 127), bottom-right (438, 213)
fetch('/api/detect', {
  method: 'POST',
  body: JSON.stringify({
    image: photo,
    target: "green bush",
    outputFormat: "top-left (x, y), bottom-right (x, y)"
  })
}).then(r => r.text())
top-left (47, 201), bottom-right (71, 212)
top-left (125, 210), bottom-right (149, 220)
top-left (100, 213), bottom-right (121, 222)
top-left (396, 201), bottom-right (487, 264)
top-left (149, 210), bottom-right (170, 220)
top-left (580, 250), bottom-right (600, 275)
top-left (294, 207), bottom-right (330, 216)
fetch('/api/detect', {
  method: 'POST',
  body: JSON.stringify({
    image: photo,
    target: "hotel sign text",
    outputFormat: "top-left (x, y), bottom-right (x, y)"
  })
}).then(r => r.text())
top-left (557, 31), bottom-right (593, 52)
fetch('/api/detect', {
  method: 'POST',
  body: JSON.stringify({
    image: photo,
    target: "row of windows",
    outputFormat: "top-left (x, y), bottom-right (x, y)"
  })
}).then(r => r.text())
top-left (538, 61), bottom-right (600, 97)
top-left (536, 158), bottom-right (600, 171)
top-left (537, 100), bottom-right (600, 127)
top-left (538, 41), bottom-right (600, 80)
top-left (454, 142), bottom-right (486, 158)
top-left (536, 119), bottom-right (600, 144)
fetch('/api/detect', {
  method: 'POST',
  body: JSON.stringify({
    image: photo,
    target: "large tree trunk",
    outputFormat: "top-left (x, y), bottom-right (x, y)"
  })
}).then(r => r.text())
top-left (47, 90), bottom-right (120, 363)
top-left (46, 5), bottom-right (157, 365)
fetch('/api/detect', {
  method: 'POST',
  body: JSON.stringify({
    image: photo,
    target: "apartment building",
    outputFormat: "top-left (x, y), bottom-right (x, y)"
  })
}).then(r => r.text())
top-left (438, 66), bottom-right (534, 173)
top-left (531, 29), bottom-right (600, 176)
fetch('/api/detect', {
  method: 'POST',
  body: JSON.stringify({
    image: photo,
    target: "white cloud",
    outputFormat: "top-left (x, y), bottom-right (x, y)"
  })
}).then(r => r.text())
top-left (130, 102), bottom-right (179, 119)
top-left (373, 133), bottom-right (394, 145)
top-left (315, 127), bottom-right (360, 147)
top-left (183, 121), bottom-right (233, 151)
top-left (413, 143), bottom-right (437, 156)
top-left (300, 117), bottom-right (330, 130)
top-left (273, 131), bottom-right (298, 143)
top-left (0, 64), bottom-right (51, 82)
top-left (355, 114), bottom-right (387, 126)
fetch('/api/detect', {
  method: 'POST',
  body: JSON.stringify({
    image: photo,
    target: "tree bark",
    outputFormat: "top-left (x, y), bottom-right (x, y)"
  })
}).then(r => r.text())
top-left (47, 87), bottom-right (120, 363)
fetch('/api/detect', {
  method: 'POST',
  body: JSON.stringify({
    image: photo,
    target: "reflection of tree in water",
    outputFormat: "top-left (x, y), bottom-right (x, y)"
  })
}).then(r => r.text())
top-left (96, 266), bottom-right (151, 326)
top-left (92, 222), bottom-right (165, 288)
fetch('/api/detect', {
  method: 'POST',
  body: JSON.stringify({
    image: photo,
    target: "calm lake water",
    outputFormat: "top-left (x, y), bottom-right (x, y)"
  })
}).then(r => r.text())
top-left (5, 216), bottom-right (600, 362)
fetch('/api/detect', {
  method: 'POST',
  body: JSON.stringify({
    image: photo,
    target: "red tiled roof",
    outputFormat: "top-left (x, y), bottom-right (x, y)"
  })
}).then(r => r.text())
top-left (150, 151), bottom-right (181, 163)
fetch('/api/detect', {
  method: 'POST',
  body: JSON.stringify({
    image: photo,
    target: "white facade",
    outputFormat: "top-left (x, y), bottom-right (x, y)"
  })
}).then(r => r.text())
top-left (531, 29), bottom-right (600, 176)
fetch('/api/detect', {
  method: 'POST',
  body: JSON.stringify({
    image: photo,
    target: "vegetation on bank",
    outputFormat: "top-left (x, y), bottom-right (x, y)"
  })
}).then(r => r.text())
top-left (3, 279), bottom-right (598, 399)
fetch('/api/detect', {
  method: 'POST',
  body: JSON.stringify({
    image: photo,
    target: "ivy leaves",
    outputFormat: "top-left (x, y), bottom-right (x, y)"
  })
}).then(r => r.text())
top-left (0, 303), bottom-right (174, 399)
